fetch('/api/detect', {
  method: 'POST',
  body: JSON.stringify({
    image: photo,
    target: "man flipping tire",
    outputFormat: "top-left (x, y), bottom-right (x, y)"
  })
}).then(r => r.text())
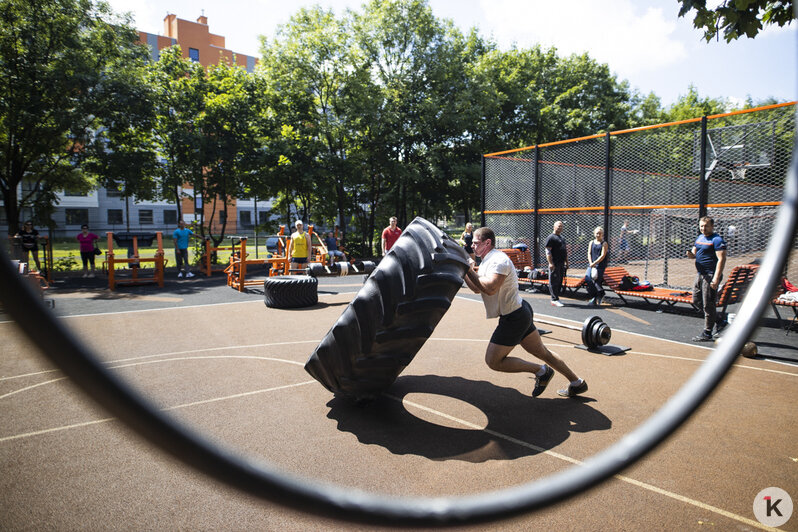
top-left (464, 227), bottom-right (588, 398)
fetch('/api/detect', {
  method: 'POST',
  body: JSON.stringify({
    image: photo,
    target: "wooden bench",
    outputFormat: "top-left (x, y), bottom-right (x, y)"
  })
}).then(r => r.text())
top-left (717, 264), bottom-right (758, 313)
top-left (602, 264), bottom-right (758, 310)
top-left (498, 248), bottom-right (586, 294)
top-left (602, 266), bottom-right (695, 308)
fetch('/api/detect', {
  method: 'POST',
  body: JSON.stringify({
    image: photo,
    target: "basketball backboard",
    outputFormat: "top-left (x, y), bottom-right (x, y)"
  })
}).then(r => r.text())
top-left (692, 120), bottom-right (776, 176)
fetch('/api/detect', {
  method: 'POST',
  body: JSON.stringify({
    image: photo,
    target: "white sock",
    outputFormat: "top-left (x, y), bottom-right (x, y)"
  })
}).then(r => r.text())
top-left (570, 378), bottom-right (583, 387)
top-left (536, 365), bottom-right (549, 377)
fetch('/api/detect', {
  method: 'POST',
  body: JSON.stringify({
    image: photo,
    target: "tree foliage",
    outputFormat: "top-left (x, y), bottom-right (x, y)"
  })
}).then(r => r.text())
top-left (0, 0), bottom-right (144, 234)
top-left (677, 0), bottom-right (794, 42)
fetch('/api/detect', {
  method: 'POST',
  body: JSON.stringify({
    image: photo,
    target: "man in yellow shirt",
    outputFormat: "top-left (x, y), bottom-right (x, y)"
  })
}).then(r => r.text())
top-left (287, 220), bottom-right (312, 273)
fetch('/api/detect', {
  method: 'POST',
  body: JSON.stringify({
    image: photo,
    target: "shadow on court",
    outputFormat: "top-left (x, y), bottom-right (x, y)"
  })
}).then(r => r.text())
top-left (327, 374), bottom-right (611, 462)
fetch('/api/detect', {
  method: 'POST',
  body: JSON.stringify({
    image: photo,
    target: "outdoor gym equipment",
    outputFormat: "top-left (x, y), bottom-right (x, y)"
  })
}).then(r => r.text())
top-left (575, 315), bottom-right (630, 356)
top-left (105, 232), bottom-right (165, 290)
top-left (8, 234), bottom-right (53, 285)
top-left (0, 135), bottom-right (793, 525)
top-left (199, 237), bottom-right (238, 277)
top-left (225, 236), bottom-right (272, 292)
top-left (262, 260), bottom-right (377, 309)
top-left (225, 226), bottom-right (291, 291)
top-left (306, 260), bottom-right (376, 278)
top-left (304, 217), bottom-right (470, 403)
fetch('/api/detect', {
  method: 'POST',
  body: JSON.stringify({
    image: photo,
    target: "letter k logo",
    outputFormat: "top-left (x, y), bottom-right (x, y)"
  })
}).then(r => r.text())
top-left (765, 496), bottom-right (783, 517)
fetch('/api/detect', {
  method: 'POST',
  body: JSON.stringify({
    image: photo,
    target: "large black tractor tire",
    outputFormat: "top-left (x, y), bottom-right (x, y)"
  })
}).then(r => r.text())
top-left (304, 217), bottom-right (469, 403)
top-left (264, 275), bottom-right (318, 309)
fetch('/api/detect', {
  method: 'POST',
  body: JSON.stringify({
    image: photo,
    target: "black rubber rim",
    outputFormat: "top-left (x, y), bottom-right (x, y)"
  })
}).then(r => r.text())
top-left (0, 123), bottom-right (795, 526)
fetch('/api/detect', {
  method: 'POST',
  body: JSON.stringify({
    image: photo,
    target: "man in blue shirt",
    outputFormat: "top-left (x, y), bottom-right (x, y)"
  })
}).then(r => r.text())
top-left (172, 220), bottom-right (195, 279)
top-left (324, 231), bottom-right (345, 262)
top-left (687, 216), bottom-right (727, 341)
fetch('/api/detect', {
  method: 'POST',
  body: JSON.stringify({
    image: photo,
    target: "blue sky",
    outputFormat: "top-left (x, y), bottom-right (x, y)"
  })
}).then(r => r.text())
top-left (107, 0), bottom-right (796, 108)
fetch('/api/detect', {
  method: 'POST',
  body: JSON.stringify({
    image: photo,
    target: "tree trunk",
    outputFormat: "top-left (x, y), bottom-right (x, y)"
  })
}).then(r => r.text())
top-left (2, 184), bottom-right (21, 236)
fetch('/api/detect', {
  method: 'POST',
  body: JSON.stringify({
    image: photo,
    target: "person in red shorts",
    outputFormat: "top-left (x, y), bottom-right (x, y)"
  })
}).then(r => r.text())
top-left (381, 216), bottom-right (402, 255)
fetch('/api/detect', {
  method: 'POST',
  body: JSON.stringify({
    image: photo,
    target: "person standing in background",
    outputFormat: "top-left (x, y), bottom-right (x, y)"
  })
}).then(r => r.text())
top-left (381, 217), bottom-right (402, 255)
top-left (545, 221), bottom-right (568, 307)
top-left (15, 221), bottom-right (42, 272)
top-left (172, 220), bottom-right (196, 279)
top-left (687, 216), bottom-right (728, 341)
top-left (76, 224), bottom-right (99, 278)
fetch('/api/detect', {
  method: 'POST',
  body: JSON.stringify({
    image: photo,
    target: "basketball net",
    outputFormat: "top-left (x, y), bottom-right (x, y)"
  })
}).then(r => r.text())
top-left (730, 166), bottom-right (747, 180)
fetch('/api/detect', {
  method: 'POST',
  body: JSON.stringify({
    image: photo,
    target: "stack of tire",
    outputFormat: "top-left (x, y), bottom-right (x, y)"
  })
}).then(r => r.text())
top-left (304, 217), bottom-right (469, 403)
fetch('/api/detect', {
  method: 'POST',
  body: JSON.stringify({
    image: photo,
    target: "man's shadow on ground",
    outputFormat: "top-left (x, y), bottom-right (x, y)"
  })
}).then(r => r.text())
top-left (326, 374), bottom-right (611, 463)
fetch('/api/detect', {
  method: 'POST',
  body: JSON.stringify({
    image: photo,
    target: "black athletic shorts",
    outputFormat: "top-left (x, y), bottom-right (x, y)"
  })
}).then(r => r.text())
top-left (292, 257), bottom-right (308, 264)
top-left (490, 299), bottom-right (537, 346)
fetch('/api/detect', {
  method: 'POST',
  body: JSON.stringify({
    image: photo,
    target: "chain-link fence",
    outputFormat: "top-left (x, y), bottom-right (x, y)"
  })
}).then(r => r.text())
top-left (483, 102), bottom-right (797, 289)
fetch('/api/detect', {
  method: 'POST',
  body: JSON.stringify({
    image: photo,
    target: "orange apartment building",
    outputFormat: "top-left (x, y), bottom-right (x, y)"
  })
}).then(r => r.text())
top-left (138, 14), bottom-right (260, 234)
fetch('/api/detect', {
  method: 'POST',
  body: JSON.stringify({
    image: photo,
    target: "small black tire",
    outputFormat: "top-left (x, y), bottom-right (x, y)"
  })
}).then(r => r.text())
top-left (264, 275), bottom-right (318, 309)
top-left (304, 217), bottom-right (469, 403)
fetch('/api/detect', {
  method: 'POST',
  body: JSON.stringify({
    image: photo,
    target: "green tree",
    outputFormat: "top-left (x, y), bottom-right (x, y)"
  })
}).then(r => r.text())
top-left (84, 46), bottom-right (159, 230)
top-left (149, 47), bottom-right (208, 222)
top-left (198, 60), bottom-right (264, 247)
top-left (677, 0), bottom-right (794, 42)
top-left (664, 85), bottom-right (728, 121)
top-left (259, 6), bottom-right (351, 231)
top-left (0, 0), bottom-right (144, 234)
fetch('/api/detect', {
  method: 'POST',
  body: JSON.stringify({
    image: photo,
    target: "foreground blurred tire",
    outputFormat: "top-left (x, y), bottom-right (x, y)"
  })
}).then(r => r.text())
top-left (264, 275), bottom-right (318, 308)
top-left (304, 217), bottom-right (469, 402)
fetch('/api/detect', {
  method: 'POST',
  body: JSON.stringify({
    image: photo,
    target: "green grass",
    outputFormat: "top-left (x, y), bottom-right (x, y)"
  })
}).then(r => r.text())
top-left (38, 241), bottom-right (275, 272)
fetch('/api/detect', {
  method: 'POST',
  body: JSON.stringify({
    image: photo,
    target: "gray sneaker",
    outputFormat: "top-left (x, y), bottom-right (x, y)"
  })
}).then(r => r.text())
top-left (692, 331), bottom-right (713, 342)
top-left (557, 380), bottom-right (588, 397)
top-left (532, 365), bottom-right (554, 397)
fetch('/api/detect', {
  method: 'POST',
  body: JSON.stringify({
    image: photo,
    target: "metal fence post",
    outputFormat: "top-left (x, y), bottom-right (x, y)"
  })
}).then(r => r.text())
top-left (533, 145), bottom-right (541, 268)
top-left (481, 156), bottom-right (486, 228)
top-left (699, 116), bottom-right (709, 219)
top-left (604, 132), bottom-right (612, 251)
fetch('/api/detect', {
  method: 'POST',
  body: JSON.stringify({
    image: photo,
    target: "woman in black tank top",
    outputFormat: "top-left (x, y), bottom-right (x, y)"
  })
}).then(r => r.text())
top-left (586, 226), bottom-right (608, 306)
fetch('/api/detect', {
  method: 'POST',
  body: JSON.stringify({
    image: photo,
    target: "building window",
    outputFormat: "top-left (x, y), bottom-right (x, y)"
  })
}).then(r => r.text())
top-left (63, 189), bottom-right (88, 197)
top-left (139, 209), bottom-right (153, 225)
top-left (189, 48), bottom-right (199, 62)
top-left (164, 210), bottom-right (177, 226)
top-left (106, 188), bottom-right (122, 198)
top-left (65, 209), bottom-right (89, 226)
top-left (258, 211), bottom-right (269, 225)
top-left (219, 210), bottom-right (227, 223)
top-left (107, 209), bottom-right (123, 225)
top-left (194, 194), bottom-right (203, 214)
top-left (240, 211), bottom-right (252, 227)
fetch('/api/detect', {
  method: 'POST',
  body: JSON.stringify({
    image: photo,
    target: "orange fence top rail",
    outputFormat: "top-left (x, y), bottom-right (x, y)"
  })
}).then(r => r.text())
top-left (483, 101), bottom-right (797, 158)
top-left (483, 201), bottom-right (783, 215)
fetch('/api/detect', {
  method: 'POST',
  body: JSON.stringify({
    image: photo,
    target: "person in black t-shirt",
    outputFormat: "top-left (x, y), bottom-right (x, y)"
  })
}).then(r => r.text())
top-left (544, 221), bottom-right (568, 307)
top-left (14, 221), bottom-right (42, 272)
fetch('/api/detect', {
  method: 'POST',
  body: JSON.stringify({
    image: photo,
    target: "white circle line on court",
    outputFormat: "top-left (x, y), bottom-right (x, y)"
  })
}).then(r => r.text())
top-left (0, 354), bottom-right (307, 399)
top-left (0, 380), bottom-right (316, 444)
top-left (108, 355), bottom-right (305, 371)
top-left (0, 299), bottom-right (263, 324)
top-left (389, 393), bottom-right (773, 531)
top-left (0, 341), bottom-right (320, 382)
top-left (0, 289), bottom-right (349, 325)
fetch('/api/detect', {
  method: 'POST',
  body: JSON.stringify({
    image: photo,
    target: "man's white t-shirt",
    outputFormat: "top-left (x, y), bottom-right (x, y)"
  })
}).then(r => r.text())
top-left (478, 248), bottom-right (522, 318)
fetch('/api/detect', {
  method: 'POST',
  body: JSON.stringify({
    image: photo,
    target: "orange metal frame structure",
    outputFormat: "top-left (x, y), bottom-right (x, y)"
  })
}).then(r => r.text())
top-left (105, 232), bottom-right (166, 290)
top-left (224, 225), bottom-right (336, 292)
